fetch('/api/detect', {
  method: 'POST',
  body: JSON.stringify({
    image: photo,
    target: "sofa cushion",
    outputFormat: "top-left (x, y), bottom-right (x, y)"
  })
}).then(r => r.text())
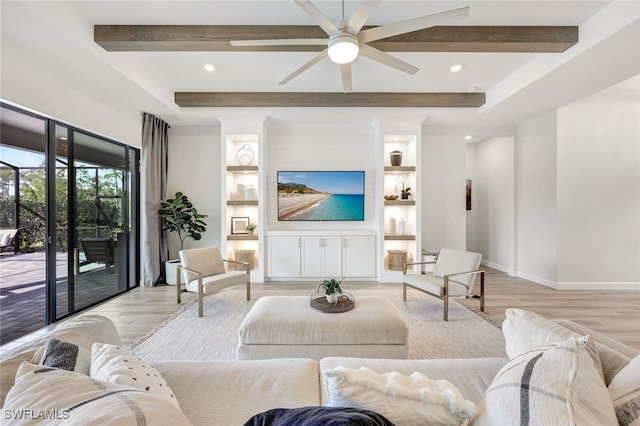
top-left (40, 338), bottom-right (91, 374)
top-left (243, 406), bottom-right (395, 426)
top-left (470, 336), bottom-right (617, 426)
top-left (3, 362), bottom-right (191, 425)
top-left (0, 315), bottom-right (121, 407)
top-left (153, 359), bottom-right (320, 426)
top-left (324, 366), bottom-right (476, 426)
top-left (90, 343), bottom-right (179, 408)
top-left (502, 308), bottom-right (604, 380)
top-left (609, 354), bottom-right (640, 426)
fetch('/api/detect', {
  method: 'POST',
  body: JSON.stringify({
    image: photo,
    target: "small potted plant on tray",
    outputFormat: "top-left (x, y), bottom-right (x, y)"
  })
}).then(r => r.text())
top-left (319, 278), bottom-right (343, 303)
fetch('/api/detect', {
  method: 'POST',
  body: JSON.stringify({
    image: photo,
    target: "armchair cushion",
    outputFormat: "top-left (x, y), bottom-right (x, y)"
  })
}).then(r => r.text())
top-left (185, 271), bottom-right (250, 294)
top-left (179, 247), bottom-right (226, 283)
top-left (402, 273), bottom-right (467, 297)
top-left (433, 248), bottom-right (482, 294)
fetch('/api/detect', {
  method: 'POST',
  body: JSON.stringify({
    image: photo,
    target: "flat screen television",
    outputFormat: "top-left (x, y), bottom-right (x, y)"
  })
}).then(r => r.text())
top-left (277, 171), bottom-right (365, 221)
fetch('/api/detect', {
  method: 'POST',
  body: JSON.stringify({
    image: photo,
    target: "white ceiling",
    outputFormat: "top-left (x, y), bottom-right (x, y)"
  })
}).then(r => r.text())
top-left (1, 1), bottom-right (639, 128)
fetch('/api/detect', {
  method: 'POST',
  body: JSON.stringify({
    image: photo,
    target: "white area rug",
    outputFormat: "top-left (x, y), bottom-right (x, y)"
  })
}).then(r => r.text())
top-left (130, 288), bottom-right (507, 361)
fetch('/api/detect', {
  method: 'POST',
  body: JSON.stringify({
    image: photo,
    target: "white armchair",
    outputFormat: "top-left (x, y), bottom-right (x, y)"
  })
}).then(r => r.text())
top-left (176, 247), bottom-right (250, 317)
top-left (402, 248), bottom-right (485, 321)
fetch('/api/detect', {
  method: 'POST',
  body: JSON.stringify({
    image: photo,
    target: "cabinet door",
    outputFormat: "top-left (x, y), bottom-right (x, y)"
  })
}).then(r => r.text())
top-left (322, 237), bottom-right (343, 277)
top-left (267, 236), bottom-right (300, 277)
top-left (342, 236), bottom-right (376, 277)
top-left (300, 237), bottom-right (322, 277)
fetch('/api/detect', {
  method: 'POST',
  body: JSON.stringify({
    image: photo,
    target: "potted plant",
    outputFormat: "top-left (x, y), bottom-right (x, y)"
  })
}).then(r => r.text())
top-left (158, 191), bottom-right (208, 285)
top-left (401, 186), bottom-right (411, 200)
top-left (245, 223), bottom-right (257, 235)
top-left (319, 278), bottom-right (343, 303)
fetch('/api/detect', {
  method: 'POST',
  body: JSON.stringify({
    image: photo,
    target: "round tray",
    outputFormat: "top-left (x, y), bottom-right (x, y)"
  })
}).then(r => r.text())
top-left (310, 292), bottom-right (355, 313)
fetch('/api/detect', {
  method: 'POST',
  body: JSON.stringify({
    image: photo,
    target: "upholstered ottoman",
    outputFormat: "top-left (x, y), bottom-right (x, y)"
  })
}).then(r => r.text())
top-left (237, 296), bottom-right (409, 360)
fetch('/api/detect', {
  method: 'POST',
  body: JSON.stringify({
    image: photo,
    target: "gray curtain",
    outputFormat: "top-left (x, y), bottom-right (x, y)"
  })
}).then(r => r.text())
top-left (141, 113), bottom-right (169, 286)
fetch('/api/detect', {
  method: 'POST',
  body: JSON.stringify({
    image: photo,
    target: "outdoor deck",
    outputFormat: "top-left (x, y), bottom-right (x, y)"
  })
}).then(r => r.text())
top-left (0, 251), bottom-right (123, 344)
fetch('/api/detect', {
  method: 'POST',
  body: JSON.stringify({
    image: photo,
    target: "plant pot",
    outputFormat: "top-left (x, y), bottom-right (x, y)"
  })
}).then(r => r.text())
top-left (326, 293), bottom-right (340, 304)
top-left (401, 194), bottom-right (409, 200)
top-left (165, 259), bottom-right (182, 285)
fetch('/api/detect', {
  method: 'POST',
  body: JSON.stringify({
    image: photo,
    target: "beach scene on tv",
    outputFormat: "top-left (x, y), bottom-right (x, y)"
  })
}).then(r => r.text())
top-left (277, 171), bottom-right (365, 221)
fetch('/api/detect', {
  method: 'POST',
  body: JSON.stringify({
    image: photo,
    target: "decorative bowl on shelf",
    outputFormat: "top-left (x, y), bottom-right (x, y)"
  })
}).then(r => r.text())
top-left (384, 195), bottom-right (399, 201)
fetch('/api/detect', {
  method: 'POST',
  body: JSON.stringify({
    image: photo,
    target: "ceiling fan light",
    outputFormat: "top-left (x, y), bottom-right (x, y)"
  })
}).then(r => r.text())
top-left (328, 33), bottom-right (359, 64)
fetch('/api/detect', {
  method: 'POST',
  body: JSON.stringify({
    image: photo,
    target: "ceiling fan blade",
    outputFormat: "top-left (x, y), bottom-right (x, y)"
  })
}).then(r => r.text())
top-left (294, 0), bottom-right (339, 36)
top-left (231, 38), bottom-right (328, 47)
top-left (345, 0), bottom-right (380, 34)
top-left (279, 49), bottom-right (329, 85)
top-left (359, 44), bottom-right (419, 75)
top-left (358, 6), bottom-right (470, 43)
top-left (339, 63), bottom-right (352, 93)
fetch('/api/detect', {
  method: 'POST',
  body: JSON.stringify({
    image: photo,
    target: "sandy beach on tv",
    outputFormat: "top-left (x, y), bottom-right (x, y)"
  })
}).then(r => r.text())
top-left (278, 193), bottom-right (328, 220)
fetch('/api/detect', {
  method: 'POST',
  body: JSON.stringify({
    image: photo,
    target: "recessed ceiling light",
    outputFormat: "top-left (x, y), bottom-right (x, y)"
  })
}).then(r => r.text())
top-left (450, 63), bottom-right (464, 73)
top-left (467, 86), bottom-right (480, 92)
top-left (465, 135), bottom-right (473, 140)
top-left (203, 64), bottom-right (216, 72)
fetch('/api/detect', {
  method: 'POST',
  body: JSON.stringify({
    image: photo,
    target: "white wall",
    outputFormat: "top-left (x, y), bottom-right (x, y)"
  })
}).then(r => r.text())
top-left (1, 42), bottom-right (141, 147)
top-left (421, 131), bottom-right (467, 253)
top-left (465, 144), bottom-right (478, 252)
top-left (266, 123), bottom-right (377, 232)
top-left (516, 112), bottom-right (559, 286)
top-left (167, 125), bottom-right (222, 258)
top-left (470, 136), bottom-right (515, 273)
top-left (556, 75), bottom-right (640, 288)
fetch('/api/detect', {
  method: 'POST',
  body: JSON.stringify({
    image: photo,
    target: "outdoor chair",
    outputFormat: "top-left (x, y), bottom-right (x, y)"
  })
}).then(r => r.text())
top-left (177, 246), bottom-right (250, 317)
top-left (0, 229), bottom-right (20, 254)
top-left (77, 237), bottom-right (116, 274)
top-left (402, 248), bottom-right (485, 321)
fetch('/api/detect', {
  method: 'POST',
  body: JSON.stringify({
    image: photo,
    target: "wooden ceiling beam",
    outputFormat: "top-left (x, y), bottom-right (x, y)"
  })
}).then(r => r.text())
top-left (95, 25), bottom-right (577, 53)
top-left (174, 92), bottom-right (486, 108)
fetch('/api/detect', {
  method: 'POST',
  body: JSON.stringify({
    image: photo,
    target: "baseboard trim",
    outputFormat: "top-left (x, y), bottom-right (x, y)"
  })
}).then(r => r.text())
top-left (481, 260), bottom-right (513, 276)
top-left (555, 282), bottom-right (640, 291)
top-left (515, 271), bottom-right (558, 289)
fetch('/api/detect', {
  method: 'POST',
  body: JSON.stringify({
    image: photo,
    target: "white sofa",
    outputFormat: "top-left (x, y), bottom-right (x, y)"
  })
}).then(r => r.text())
top-left (1, 313), bottom-right (637, 425)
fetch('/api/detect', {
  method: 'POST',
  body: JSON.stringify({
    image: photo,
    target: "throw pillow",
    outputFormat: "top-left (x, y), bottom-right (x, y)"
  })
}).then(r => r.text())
top-left (323, 366), bottom-right (476, 426)
top-left (3, 362), bottom-right (191, 425)
top-left (502, 308), bottom-right (604, 380)
top-left (39, 338), bottom-right (91, 374)
top-left (90, 343), bottom-right (180, 408)
top-left (609, 354), bottom-right (640, 426)
top-left (469, 336), bottom-right (618, 426)
top-left (243, 406), bottom-right (396, 426)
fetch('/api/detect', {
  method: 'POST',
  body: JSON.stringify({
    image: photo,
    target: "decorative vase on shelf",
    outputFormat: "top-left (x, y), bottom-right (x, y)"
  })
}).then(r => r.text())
top-left (390, 150), bottom-right (403, 166)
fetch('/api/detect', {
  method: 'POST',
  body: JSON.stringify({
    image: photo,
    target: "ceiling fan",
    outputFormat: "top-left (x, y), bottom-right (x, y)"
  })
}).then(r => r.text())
top-left (231, 0), bottom-right (470, 93)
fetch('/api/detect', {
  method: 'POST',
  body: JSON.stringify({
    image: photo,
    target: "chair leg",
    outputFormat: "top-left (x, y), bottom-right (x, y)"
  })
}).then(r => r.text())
top-left (402, 283), bottom-right (407, 301)
top-left (480, 271), bottom-right (485, 312)
top-left (246, 282), bottom-right (250, 301)
top-left (443, 277), bottom-right (449, 321)
top-left (176, 267), bottom-right (181, 304)
top-left (198, 277), bottom-right (204, 317)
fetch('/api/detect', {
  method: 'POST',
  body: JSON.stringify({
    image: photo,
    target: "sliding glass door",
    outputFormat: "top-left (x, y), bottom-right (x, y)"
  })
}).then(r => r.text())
top-left (0, 103), bottom-right (140, 343)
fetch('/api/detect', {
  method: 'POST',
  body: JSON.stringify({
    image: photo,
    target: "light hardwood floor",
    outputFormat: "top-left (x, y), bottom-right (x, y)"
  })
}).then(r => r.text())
top-left (81, 267), bottom-right (640, 350)
top-left (3, 267), bottom-right (637, 353)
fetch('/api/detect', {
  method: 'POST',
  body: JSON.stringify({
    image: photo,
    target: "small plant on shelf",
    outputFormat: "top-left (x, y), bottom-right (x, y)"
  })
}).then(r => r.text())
top-left (319, 278), bottom-right (343, 303)
top-left (401, 186), bottom-right (411, 199)
top-left (245, 223), bottom-right (257, 235)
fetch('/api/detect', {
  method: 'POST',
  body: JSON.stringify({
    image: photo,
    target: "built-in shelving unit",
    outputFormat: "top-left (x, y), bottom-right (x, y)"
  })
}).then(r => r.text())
top-left (381, 132), bottom-right (420, 281)
top-left (222, 134), bottom-right (261, 281)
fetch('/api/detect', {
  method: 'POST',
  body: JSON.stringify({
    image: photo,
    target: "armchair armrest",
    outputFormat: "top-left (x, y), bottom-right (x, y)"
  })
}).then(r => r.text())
top-left (443, 269), bottom-right (485, 313)
top-left (402, 261), bottom-right (436, 274)
top-left (223, 259), bottom-right (250, 274)
top-left (176, 265), bottom-right (203, 304)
